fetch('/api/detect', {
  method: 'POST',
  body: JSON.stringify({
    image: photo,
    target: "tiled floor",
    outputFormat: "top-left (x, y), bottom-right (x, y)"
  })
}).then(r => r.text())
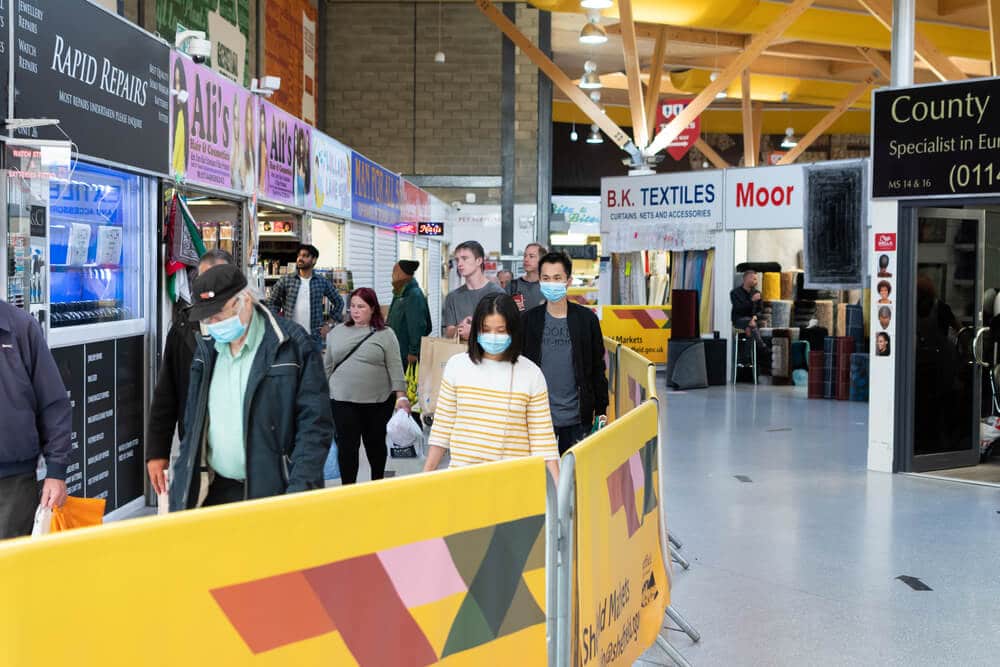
top-left (639, 384), bottom-right (1000, 666)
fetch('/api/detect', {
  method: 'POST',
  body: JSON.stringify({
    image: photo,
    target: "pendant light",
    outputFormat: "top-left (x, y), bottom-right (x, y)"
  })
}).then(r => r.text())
top-left (580, 0), bottom-right (612, 8)
top-left (579, 11), bottom-right (607, 45)
top-left (570, 122), bottom-right (578, 142)
top-left (580, 60), bottom-right (602, 89)
top-left (434, 0), bottom-right (445, 63)
top-left (781, 127), bottom-right (798, 149)
top-left (586, 123), bottom-right (603, 144)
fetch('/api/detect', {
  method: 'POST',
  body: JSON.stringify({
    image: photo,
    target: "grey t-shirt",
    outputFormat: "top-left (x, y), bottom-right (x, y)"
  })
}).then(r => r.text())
top-left (541, 312), bottom-right (579, 427)
top-left (509, 277), bottom-right (544, 311)
top-left (442, 282), bottom-right (506, 329)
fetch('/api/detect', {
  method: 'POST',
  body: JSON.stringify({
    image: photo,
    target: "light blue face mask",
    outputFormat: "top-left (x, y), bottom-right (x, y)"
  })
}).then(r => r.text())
top-left (477, 332), bottom-right (512, 355)
top-left (539, 281), bottom-right (568, 302)
top-left (206, 298), bottom-right (247, 343)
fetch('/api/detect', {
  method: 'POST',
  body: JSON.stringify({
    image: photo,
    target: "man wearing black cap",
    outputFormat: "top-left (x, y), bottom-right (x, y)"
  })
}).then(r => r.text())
top-left (169, 264), bottom-right (333, 510)
top-left (387, 259), bottom-right (432, 370)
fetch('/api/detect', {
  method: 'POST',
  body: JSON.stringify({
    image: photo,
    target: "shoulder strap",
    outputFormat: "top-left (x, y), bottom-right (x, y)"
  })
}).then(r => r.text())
top-left (332, 329), bottom-right (377, 374)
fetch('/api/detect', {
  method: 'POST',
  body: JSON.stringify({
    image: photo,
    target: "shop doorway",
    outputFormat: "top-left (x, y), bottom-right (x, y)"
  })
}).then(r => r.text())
top-left (907, 206), bottom-right (1000, 484)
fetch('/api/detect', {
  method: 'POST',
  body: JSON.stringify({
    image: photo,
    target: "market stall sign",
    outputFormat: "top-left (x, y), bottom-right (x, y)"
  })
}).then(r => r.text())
top-left (418, 222), bottom-right (445, 237)
top-left (13, 0), bottom-right (171, 175)
top-left (261, 101), bottom-right (313, 206)
top-left (724, 164), bottom-right (805, 230)
top-left (310, 131), bottom-right (351, 218)
top-left (551, 244), bottom-right (598, 260)
top-left (872, 79), bottom-right (1000, 198)
top-left (402, 181), bottom-right (430, 224)
top-left (351, 151), bottom-right (401, 228)
top-left (169, 53), bottom-right (256, 194)
top-left (654, 99), bottom-right (701, 161)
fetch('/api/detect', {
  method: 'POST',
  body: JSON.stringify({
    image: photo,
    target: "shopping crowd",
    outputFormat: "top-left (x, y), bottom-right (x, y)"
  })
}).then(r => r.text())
top-left (0, 240), bottom-right (606, 537)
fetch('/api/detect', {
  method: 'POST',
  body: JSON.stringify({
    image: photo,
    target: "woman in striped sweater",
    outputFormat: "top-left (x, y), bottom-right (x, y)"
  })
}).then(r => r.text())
top-left (424, 293), bottom-right (560, 481)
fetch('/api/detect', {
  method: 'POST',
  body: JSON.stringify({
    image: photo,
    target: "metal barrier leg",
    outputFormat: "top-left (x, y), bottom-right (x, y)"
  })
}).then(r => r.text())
top-left (665, 605), bottom-right (701, 643)
top-left (545, 471), bottom-right (558, 666)
top-left (670, 545), bottom-right (690, 570)
top-left (555, 454), bottom-right (577, 667)
top-left (669, 532), bottom-right (683, 550)
top-left (655, 636), bottom-right (694, 667)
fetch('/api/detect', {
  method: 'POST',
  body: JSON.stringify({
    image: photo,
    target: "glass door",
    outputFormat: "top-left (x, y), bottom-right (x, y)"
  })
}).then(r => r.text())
top-left (911, 207), bottom-right (985, 471)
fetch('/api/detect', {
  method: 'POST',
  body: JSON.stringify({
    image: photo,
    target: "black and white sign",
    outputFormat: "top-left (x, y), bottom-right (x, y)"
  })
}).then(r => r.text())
top-left (49, 336), bottom-right (145, 513)
top-left (13, 0), bottom-right (171, 175)
top-left (873, 79), bottom-right (1000, 199)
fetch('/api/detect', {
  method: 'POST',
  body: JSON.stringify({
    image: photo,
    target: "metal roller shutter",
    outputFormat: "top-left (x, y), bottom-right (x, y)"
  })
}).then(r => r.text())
top-left (428, 240), bottom-right (442, 335)
top-left (374, 228), bottom-right (398, 305)
top-left (348, 222), bottom-right (374, 292)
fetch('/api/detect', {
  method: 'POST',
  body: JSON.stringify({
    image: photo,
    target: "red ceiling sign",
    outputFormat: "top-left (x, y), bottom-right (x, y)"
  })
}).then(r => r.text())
top-left (654, 99), bottom-right (701, 161)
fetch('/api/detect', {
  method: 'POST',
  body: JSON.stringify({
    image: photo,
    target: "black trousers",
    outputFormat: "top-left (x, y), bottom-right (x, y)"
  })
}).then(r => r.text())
top-left (555, 423), bottom-right (591, 457)
top-left (203, 475), bottom-right (246, 507)
top-left (0, 472), bottom-right (40, 540)
top-left (332, 396), bottom-right (395, 484)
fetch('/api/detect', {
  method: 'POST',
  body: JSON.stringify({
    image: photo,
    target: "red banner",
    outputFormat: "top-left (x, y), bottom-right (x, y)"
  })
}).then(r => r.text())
top-left (654, 99), bottom-right (701, 161)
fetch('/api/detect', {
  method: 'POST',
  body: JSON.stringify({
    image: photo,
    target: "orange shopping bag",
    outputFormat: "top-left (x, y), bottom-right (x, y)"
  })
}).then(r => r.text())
top-left (50, 497), bottom-right (105, 532)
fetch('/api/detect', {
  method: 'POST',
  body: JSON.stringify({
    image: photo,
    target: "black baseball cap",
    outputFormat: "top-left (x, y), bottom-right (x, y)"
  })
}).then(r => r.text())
top-left (189, 264), bottom-right (248, 321)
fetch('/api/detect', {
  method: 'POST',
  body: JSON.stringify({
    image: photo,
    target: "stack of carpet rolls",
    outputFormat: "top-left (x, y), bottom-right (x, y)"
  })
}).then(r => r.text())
top-left (814, 300), bottom-right (835, 334)
top-left (845, 304), bottom-right (865, 350)
top-left (823, 337), bottom-right (836, 398)
top-left (850, 353), bottom-right (870, 401)
top-left (835, 337), bottom-right (856, 400)
top-left (771, 329), bottom-right (792, 384)
top-left (808, 350), bottom-right (826, 398)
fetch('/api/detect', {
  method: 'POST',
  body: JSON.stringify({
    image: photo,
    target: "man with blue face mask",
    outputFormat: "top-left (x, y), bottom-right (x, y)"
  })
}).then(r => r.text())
top-left (168, 264), bottom-right (333, 510)
top-left (521, 252), bottom-right (608, 455)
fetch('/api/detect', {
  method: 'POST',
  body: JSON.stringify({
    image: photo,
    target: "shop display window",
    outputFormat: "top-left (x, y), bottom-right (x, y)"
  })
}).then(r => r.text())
top-left (48, 162), bottom-right (144, 328)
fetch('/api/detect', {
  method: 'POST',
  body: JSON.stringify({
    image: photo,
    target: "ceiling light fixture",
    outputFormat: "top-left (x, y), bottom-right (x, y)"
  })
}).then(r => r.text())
top-left (434, 0), bottom-right (445, 63)
top-left (580, 0), bottom-right (612, 9)
top-left (781, 127), bottom-right (798, 149)
top-left (570, 122), bottom-right (578, 142)
top-left (586, 123), bottom-right (603, 144)
top-left (716, 90), bottom-right (727, 99)
top-left (709, 71), bottom-right (719, 82)
top-left (579, 11), bottom-right (607, 45)
top-left (580, 59), bottom-right (602, 89)
top-left (780, 91), bottom-right (790, 103)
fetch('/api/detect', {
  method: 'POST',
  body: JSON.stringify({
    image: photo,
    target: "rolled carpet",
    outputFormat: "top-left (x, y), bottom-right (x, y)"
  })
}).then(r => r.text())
top-left (846, 304), bottom-right (865, 350)
top-left (791, 341), bottom-right (809, 370)
top-left (780, 271), bottom-right (798, 300)
top-left (762, 272), bottom-right (782, 301)
top-left (850, 353), bottom-right (870, 401)
top-left (815, 300), bottom-right (834, 334)
top-left (800, 326), bottom-right (828, 354)
top-left (836, 303), bottom-right (848, 337)
top-left (671, 289), bottom-right (699, 339)
top-left (808, 350), bottom-right (825, 399)
top-left (823, 336), bottom-right (836, 399)
top-left (835, 337), bottom-right (856, 400)
top-left (771, 330), bottom-right (791, 384)
top-left (769, 299), bottom-right (794, 328)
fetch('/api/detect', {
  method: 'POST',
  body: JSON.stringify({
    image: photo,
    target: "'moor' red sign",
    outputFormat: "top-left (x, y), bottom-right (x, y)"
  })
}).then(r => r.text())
top-left (875, 233), bottom-right (897, 251)
top-left (655, 99), bottom-right (701, 161)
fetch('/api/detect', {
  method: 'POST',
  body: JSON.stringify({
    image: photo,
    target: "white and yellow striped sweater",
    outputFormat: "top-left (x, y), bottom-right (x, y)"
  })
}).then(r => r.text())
top-left (427, 354), bottom-right (559, 466)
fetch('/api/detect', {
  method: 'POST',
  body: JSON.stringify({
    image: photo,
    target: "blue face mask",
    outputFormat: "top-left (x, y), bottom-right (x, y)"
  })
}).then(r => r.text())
top-left (540, 281), bottom-right (567, 302)
top-left (206, 299), bottom-right (247, 343)
top-left (477, 332), bottom-right (512, 355)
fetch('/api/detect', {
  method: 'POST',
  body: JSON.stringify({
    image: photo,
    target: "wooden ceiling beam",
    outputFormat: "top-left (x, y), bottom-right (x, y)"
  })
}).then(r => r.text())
top-left (752, 101), bottom-right (765, 162)
top-left (647, 0), bottom-right (818, 157)
top-left (476, 0), bottom-right (635, 152)
top-left (618, 0), bottom-right (649, 148)
top-left (937, 0), bottom-right (982, 16)
top-left (670, 53), bottom-right (857, 83)
top-left (695, 138), bottom-right (731, 169)
top-left (644, 27), bottom-right (669, 144)
top-left (741, 70), bottom-right (756, 167)
top-left (856, 0), bottom-right (967, 80)
top-left (605, 22), bottom-right (745, 49)
top-left (777, 70), bottom-right (879, 164)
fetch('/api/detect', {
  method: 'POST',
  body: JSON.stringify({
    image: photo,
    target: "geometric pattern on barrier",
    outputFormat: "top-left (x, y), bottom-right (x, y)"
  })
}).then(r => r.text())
top-left (210, 514), bottom-right (546, 663)
top-left (627, 376), bottom-right (647, 408)
top-left (606, 436), bottom-right (658, 539)
top-left (613, 308), bottom-right (671, 329)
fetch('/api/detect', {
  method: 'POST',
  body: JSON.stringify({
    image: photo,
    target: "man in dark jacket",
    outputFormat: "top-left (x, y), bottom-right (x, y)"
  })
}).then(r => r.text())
top-left (146, 249), bottom-right (233, 497)
top-left (387, 259), bottom-right (432, 370)
top-left (730, 269), bottom-right (764, 348)
top-left (522, 252), bottom-right (608, 455)
top-left (169, 264), bottom-right (333, 511)
top-left (0, 299), bottom-right (72, 538)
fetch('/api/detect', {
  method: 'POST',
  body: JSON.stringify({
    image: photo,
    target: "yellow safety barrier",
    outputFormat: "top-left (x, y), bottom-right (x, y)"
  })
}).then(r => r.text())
top-left (0, 459), bottom-right (549, 666)
top-left (599, 305), bottom-right (672, 364)
top-left (603, 336), bottom-right (620, 423)
top-left (558, 400), bottom-right (670, 666)
top-left (618, 344), bottom-right (658, 415)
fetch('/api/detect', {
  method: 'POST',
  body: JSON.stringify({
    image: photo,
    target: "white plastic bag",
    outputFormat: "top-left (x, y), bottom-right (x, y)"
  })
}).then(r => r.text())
top-left (387, 408), bottom-right (423, 448)
top-left (31, 505), bottom-right (52, 537)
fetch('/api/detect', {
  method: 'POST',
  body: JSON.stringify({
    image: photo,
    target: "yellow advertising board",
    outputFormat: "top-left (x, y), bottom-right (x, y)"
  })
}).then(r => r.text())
top-left (599, 306), bottom-right (671, 364)
top-left (572, 400), bottom-right (669, 666)
top-left (0, 459), bottom-right (548, 666)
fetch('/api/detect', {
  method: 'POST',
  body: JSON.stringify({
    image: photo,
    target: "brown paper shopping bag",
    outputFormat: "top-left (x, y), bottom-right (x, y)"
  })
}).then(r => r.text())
top-left (418, 336), bottom-right (467, 415)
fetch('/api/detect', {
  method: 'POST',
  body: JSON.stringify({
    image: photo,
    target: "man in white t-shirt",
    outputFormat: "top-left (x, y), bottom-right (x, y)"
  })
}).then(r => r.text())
top-left (266, 244), bottom-right (344, 346)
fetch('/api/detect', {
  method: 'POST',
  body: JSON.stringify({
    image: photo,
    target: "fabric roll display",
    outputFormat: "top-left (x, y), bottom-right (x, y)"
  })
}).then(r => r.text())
top-left (790, 341), bottom-right (809, 370)
top-left (823, 336), bottom-right (836, 399)
top-left (771, 330), bottom-right (791, 384)
top-left (808, 350), bottom-right (826, 399)
top-left (850, 353), bottom-right (870, 401)
top-left (800, 326), bottom-right (828, 355)
top-left (846, 304), bottom-right (865, 350)
top-left (769, 299), bottom-right (794, 328)
top-left (780, 271), bottom-right (798, 300)
top-left (815, 300), bottom-right (834, 334)
top-left (671, 289), bottom-right (699, 339)
top-left (835, 337), bottom-right (856, 401)
top-left (836, 303), bottom-right (848, 337)
top-left (762, 272), bottom-right (782, 301)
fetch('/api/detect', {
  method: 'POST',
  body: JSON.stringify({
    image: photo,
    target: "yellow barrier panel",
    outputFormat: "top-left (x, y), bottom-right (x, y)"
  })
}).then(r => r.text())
top-left (603, 336), bottom-right (619, 423)
top-left (599, 305), bottom-right (672, 364)
top-left (572, 400), bottom-right (669, 666)
top-left (618, 344), bottom-right (656, 415)
top-left (0, 459), bottom-right (548, 666)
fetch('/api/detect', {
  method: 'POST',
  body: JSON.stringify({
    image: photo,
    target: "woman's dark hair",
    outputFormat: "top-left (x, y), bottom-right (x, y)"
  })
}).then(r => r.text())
top-left (877, 280), bottom-right (892, 295)
top-left (468, 293), bottom-right (522, 364)
top-left (345, 287), bottom-right (385, 330)
top-left (876, 332), bottom-right (891, 355)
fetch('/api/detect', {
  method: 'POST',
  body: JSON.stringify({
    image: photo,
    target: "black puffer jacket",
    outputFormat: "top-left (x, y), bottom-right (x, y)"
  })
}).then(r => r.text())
top-left (169, 304), bottom-right (333, 510)
top-left (146, 307), bottom-right (201, 462)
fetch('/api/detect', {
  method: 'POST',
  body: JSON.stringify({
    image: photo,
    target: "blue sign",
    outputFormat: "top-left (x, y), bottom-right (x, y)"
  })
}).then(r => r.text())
top-left (351, 151), bottom-right (400, 228)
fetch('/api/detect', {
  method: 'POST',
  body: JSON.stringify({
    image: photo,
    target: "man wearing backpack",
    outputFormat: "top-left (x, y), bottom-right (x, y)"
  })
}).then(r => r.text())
top-left (387, 260), bottom-right (432, 370)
